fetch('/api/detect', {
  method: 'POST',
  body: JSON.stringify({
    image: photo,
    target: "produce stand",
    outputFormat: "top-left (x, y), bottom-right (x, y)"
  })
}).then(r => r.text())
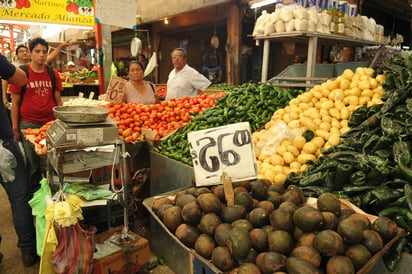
top-left (62, 83), bottom-right (100, 99)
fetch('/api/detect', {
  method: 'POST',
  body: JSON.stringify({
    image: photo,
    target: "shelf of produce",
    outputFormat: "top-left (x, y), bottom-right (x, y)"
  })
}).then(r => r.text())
top-left (62, 83), bottom-right (100, 99)
top-left (254, 31), bottom-right (383, 84)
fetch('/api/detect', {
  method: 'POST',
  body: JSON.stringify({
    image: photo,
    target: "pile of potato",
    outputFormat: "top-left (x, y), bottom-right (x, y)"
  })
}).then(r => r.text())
top-left (253, 68), bottom-right (385, 183)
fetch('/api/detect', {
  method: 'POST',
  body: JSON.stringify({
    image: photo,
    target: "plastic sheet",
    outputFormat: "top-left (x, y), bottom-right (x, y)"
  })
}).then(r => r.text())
top-left (255, 120), bottom-right (302, 157)
top-left (0, 140), bottom-right (17, 182)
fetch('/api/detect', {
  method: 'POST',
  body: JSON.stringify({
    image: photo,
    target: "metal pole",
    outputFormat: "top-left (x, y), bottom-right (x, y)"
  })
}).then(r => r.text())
top-left (261, 39), bottom-right (270, 82)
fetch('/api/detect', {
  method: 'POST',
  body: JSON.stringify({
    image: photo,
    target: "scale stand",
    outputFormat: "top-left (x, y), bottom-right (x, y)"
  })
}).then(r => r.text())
top-left (120, 140), bottom-right (132, 241)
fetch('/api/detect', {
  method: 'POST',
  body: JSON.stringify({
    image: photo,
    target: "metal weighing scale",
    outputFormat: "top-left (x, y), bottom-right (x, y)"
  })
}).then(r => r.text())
top-left (46, 118), bottom-right (133, 239)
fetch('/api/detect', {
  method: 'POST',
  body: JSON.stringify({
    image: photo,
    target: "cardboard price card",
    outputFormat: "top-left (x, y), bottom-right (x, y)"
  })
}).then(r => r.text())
top-left (105, 76), bottom-right (127, 104)
top-left (188, 122), bottom-right (258, 186)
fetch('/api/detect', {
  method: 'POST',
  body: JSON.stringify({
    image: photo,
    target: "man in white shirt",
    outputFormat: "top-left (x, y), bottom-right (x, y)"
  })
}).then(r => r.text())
top-left (166, 48), bottom-right (211, 100)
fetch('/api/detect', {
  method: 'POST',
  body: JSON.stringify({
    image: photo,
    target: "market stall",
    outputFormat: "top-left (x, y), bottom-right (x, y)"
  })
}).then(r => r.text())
top-left (146, 50), bottom-right (412, 273)
top-left (2, 0), bottom-right (412, 273)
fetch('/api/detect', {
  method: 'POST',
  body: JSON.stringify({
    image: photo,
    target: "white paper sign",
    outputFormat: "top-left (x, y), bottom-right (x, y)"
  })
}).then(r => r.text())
top-left (95, 0), bottom-right (137, 29)
top-left (188, 122), bottom-right (258, 186)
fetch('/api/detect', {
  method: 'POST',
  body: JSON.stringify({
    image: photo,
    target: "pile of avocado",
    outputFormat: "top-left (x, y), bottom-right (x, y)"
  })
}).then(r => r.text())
top-left (151, 180), bottom-right (400, 273)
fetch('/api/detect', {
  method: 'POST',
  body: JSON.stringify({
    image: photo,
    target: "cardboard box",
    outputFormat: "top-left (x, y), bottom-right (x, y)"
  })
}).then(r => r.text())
top-left (93, 227), bottom-right (150, 273)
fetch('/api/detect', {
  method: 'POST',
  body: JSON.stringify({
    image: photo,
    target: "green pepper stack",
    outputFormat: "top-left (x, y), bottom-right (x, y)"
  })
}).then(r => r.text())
top-left (153, 83), bottom-right (303, 165)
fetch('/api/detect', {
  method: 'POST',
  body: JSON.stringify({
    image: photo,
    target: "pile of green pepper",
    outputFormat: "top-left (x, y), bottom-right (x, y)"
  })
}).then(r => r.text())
top-left (285, 53), bottom-right (412, 271)
top-left (153, 82), bottom-right (303, 165)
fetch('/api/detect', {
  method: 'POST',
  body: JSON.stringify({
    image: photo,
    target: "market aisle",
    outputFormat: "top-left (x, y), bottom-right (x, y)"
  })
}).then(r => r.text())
top-left (0, 186), bottom-right (39, 273)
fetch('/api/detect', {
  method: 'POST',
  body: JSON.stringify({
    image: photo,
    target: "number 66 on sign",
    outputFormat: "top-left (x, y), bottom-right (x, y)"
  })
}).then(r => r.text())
top-left (187, 122), bottom-right (258, 186)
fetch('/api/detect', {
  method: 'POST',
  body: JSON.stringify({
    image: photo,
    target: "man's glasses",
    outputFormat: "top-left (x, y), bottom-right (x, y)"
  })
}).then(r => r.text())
top-left (171, 55), bottom-right (184, 60)
top-left (18, 50), bottom-right (28, 54)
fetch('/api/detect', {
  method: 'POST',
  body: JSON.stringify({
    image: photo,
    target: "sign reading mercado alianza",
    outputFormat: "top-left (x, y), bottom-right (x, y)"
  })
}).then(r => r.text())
top-left (0, 0), bottom-right (95, 27)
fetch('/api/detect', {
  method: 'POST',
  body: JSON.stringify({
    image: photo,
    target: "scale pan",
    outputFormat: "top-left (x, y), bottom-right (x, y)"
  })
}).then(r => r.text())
top-left (53, 106), bottom-right (109, 123)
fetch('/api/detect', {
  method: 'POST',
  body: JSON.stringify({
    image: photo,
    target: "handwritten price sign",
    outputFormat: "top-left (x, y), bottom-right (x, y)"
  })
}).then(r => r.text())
top-left (105, 76), bottom-right (127, 104)
top-left (188, 122), bottom-right (258, 186)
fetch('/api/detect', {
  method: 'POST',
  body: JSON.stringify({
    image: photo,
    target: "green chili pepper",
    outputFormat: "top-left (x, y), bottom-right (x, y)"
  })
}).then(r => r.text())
top-left (379, 207), bottom-right (412, 219)
top-left (383, 236), bottom-right (408, 271)
top-left (333, 164), bottom-right (353, 191)
top-left (405, 184), bottom-right (412, 211)
top-left (342, 185), bottom-right (376, 196)
top-left (370, 186), bottom-right (404, 207)
top-left (299, 172), bottom-right (327, 187)
top-left (350, 171), bottom-right (367, 185)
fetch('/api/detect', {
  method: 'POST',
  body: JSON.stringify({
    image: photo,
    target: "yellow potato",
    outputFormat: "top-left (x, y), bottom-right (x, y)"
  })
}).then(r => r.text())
top-left (328, 133), bottom-right (341, 146)
top-left (297, 153), bottom-right (317, 164)
top-left (329, 108), bottom-right (341, 120)
top-left (334, 100), bottom-right (346, 111)
top-left (288, 119), bottom-right (301, 129)
top-left (303, 142), bottom-right (318, 154)
top-left (319, 122), bottom-right (331, 131)
top-left (340, 107), bottom-right (350, 120)
top-left (274, 173), bottom-right (287, 184)
top-left (283, 152), bottom-right (295, 164)
top-left (311, 137), bottom-right (325, 148)
top-left (270, 154), bottom-right (285, 166)
top-left (287, 145), bottom-right (300, 157)
top-left (289, 161), bottom-right (302, 170)
top-left (293, 136), bottom-right (307, 149)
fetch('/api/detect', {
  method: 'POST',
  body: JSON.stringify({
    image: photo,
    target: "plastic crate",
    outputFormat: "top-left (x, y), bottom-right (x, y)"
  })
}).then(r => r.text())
top-left (334, 61), bottom-right (369, 76)
top-left (278, 64), bottom-right (335, 78)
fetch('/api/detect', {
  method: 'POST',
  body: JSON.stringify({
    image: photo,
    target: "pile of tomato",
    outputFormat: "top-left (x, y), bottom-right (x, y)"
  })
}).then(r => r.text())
top-left (22, 120), bottom-right (54, 154)
top-left (156, 85), bottom-right (167, 98)
top-left (103, 93), bottom-right (223, 143)
top-left (21, 93), bottom-right (222, 151)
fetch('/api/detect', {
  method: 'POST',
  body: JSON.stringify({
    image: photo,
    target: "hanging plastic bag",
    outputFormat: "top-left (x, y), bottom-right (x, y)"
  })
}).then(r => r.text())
top-left (29, 178), bottom-right (51, 256)
top-left (0, 139), bottom-right (17, 182)
top-left (18, 141), bottom-right (27, 167)
top-left (51, 224), bottom-right (96, 274)
top-left (144, 52), bottom-right (157, 77)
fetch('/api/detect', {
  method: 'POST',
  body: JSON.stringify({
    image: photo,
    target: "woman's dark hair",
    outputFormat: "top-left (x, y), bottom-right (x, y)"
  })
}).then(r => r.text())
top-left (29, 37), bottom-right (48, 51)
top-left (128, 60), bottom-right (145, 71)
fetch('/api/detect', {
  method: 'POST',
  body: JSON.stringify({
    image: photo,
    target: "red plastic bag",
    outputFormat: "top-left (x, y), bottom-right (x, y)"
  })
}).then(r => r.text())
top-left (51, 224), bottom-right (96, 274)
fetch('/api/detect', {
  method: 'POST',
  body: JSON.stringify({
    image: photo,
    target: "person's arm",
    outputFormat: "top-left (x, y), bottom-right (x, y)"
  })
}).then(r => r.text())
top-left (47, 40), bottom-right (72, 63)
top-left (11, 93), bottom-right (21, 141)
top-left (192, 71), bottom-right (211, 91)
top-left (2, 79), bottom-right (9, 107)
top-left (6, 66), bottom-right (27, 87)
top-left (53, 69), bottom-right (64, 106)
top-left (54, 91), bottom-right (63, 106)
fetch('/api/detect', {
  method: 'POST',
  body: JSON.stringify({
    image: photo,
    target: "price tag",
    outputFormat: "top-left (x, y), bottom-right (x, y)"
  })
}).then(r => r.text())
top-left (105, 76), bottom-right (127, 104)
top-left (188, 122), bottom-right (258, 186)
